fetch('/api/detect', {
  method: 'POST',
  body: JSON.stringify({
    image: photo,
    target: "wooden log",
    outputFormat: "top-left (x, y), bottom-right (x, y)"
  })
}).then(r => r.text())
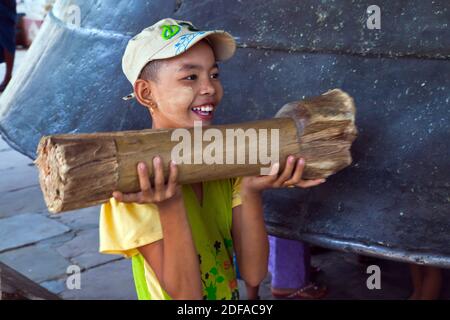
top-left (34, 89), bottom-right (357, 213)
top-left (0, 262), bottom-right (61, 300)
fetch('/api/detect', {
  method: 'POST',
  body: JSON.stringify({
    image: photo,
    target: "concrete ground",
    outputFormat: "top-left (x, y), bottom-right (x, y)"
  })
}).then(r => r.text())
top-left (1, 50), bottom-right (448, 300)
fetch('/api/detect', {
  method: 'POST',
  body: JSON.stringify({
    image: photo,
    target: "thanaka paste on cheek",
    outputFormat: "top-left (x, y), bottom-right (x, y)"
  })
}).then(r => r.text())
top-left (157, 86), bottom-right (197, 127)
top-left (163, 86), bottom-right (195, 111)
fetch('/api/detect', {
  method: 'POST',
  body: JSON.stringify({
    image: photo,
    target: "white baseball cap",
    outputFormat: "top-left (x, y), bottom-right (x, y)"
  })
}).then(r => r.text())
top-left (122, 18), bottom-right (236, 100)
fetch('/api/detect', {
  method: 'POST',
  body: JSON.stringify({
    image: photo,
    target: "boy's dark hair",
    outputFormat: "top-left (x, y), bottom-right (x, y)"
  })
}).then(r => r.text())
top-left (139, 60), bottom-right (163, 82)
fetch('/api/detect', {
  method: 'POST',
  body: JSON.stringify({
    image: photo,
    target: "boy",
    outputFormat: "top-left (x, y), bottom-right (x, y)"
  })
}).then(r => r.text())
top-left (99, 18), bottom-right (325, 300)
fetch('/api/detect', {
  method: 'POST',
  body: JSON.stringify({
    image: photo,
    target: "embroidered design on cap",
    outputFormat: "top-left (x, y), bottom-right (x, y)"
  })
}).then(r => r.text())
top-left (174, 31), bottom-right (206, 54)
top-left (161, 25), bottom-right (180, 40)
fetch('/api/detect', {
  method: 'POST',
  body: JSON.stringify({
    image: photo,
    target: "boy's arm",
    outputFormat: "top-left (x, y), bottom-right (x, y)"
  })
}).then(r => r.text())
top-left (114, 158), bottom-right (202, 300)
top-left (231, 190), bottom-right (269, 287)
top-left (232, 156), bottom-right (326, 287)
top-left (138, 198), bottom-right (202, 300)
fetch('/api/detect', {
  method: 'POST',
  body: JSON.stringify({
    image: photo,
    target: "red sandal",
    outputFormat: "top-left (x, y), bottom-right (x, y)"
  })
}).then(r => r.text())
top-left (272, 283), bottom-right (328, 300)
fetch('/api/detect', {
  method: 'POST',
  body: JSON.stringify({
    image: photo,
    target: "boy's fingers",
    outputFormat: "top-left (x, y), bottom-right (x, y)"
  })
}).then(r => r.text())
top-left (275, 156), bottom-right (296, 186)
top-left (166, 161), bottom-right (178, 196)
top-left (260, 162), bottom-right (280, 184)
top-left (116, 191), bottom-right (140, 203)
top-left (296, 178), bottom-right (326, 188)
top-left (153, 156), bottom-right (165, 196)
top-left (283, 158), bottom-right (305, 186)
top-left (248, 162), bottom-right (278, 190)
top-left (137, 162), bottom-right (152, 194)
top-left (112, 191), bottom-right (122, 201)
top-left (269, 162), bottom-right (280, 176)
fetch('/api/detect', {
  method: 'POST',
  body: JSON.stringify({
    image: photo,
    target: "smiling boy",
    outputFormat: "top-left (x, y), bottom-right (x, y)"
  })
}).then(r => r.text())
top-left (99, 18), bottom-right (325, 300)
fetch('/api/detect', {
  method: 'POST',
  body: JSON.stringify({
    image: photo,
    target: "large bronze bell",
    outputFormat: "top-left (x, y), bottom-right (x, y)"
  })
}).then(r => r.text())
top-left (0, 0), bottom-right (449, 267)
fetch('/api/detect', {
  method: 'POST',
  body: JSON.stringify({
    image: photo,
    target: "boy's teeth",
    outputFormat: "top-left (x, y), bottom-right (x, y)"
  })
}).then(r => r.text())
top-left (192, 105), bottom-right (214, 112)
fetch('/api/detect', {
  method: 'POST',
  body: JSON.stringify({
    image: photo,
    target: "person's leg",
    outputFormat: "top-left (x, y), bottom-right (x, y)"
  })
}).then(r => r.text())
top-left (302, 242), bottom-right (311, 283)
top-left (269, 236), bottom-right (327, 297)
top-left (0, 48), bottom-right (14, 90)
top-left (245, 284), bottom-right (260, 300)
top-left (4, 48), bottom-right (14, 79)
top-left (269, 236), bottom-right (305, 294)
top-left (409, 264), bottom-right (423, 300)
top-left (269, 237), bottom-right (327, 299)
top-left (294, 243), bottom-right (327, 298)
top-left (420, 266), bottom-right (442, 300)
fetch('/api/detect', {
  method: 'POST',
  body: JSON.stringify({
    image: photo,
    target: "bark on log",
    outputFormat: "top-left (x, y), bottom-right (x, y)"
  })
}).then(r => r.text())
top-left (34, 89), bottom-right (357, 213)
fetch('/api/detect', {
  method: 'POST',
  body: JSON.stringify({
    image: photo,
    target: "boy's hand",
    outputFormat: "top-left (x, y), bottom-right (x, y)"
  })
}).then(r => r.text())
top-left (242, 156), bottom-right (326, 193)
top-left (112, 156), bottom-right (182, 206)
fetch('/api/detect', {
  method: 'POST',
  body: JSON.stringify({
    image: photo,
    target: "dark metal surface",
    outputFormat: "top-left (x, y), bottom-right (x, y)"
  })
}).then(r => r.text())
top-left (0, 0), bottom-right (175, 157)
top-left (0, 0), bottom-right (448, 266)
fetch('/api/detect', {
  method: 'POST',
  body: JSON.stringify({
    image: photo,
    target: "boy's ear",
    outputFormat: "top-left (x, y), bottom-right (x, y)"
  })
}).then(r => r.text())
top-left (134, 79), bottom-right (156, 108)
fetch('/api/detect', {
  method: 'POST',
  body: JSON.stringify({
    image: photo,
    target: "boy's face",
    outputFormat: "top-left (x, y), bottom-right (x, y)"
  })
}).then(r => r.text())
top-left (142, 40), bottom-right (224, 129)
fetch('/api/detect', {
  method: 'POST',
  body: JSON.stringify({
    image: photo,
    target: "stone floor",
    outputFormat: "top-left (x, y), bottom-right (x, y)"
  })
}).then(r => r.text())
top-left (0, 50), bottom-right (448, 300)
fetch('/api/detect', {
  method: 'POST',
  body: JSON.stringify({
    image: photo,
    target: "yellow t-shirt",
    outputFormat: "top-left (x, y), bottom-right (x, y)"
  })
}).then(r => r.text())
top-left (99, 178), bottom-right (242, 300)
